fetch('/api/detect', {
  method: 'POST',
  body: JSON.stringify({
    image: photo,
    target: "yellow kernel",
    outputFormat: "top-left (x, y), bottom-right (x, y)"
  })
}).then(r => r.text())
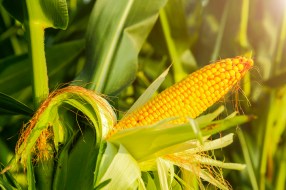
top-left (210, 68), bottom-right (216, 74)
top-left (233, 58), bottom-right (239, 64)
top-left (219, 68), bottom-right (226, 73)
top-left (131, 120), bottom-right (137, 126)
top-left (219, 81), bottom-right (225, 87)
top-left (248, 59), bottom-right (254, 66)
top-left (236, 73), bottom-right (241, 79)
top-left (237, 63), bottom-right (244, 71)
top-left (198, 74), bottom-right (203, 80)
top-left (181, 85), bottom-right (187, 91)
top-left (201, 93), bottom-right (206, 99)
top-left (207, 96), bottom-right (213, 102)
top-left (233, 66), bottom-right (239, 72)
top-left (225, 65), bottom-right (232, 71)
top-left (219, 73), bottom-right (226, 79)
top-left (214, 84), bottom-right (220, 90)
top-left (202, 84), bottom-right (208, 90)
top-left (193, 77), bottom-right (198, 83)
top-left (208, 74), bottom-right (214, 79)
top-left (214, 77), bottom-right (221, 83)
top-left (206, 70), bottom-right (213, 76)
top-left (229, 70), bottom-right (236, 77)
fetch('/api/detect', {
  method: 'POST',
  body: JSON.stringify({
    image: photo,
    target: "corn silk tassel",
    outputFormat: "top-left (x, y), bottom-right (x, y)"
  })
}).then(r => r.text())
top-left (108, 56), bottom-right (253, 189)
top-left (109, 56), bottom-right (253, 135)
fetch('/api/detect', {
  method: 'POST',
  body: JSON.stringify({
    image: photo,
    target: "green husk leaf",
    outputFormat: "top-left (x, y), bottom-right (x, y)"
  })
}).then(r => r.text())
top-left (108, 115), bottom-right (252, 162)
top-left (156, 158), bottom-right (174, 190)
top-left (195, 105), bottom-right (225, 125)
top-left (199, 170), bottom-right (229, 190)
top-left (187, 154), bottom-right (246, 170)
top-left (96, 144), bottom-right (141, 190)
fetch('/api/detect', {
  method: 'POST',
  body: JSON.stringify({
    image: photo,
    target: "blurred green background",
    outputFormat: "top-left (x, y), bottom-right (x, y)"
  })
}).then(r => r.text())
top-left (1, 0), bottom-right (286, 189)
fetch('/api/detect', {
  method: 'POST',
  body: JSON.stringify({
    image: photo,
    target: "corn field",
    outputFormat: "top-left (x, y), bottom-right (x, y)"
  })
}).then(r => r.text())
top-left (0, 0), bottom-right (285, 189)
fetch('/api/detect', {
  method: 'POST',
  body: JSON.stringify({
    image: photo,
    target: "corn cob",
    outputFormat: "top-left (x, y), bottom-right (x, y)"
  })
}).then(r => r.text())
top-left (111, 56), bottom-right (253, 134)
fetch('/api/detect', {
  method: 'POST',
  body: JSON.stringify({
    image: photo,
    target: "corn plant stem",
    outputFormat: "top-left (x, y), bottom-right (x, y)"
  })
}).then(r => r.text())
top-left (159, 9), bottom-right (185, 82)
top-left (27, 21), bottom-right (49, 108)
top-left (237, 128), bottom-right (258, 190)
top-left (25, 2), bottom-right (50, 189)
top-left (238, 0), bottom-right (249, 48)
top-left (259, 91), bottom-right (276, 190)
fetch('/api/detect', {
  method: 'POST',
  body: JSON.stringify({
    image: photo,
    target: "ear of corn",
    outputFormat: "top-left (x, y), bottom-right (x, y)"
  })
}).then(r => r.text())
top-left (110, 56), bottom-right (253, 135)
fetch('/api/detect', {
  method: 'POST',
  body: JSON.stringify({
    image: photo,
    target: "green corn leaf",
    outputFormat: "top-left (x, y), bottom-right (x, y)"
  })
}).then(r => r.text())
top-left (0, 92), bottom-right (33, 115)
top-left (0, 40), bottom-right (85, 95)
top-left (2, 0), bottom-right (68, 37)
top-left (0, 178), bottom-right (15, 190)
top-left (2, 0), bottom-right (25, 23)
top-left (76, 0), bottom-right (167, 94)
top-left (25, 0), bottom-right (68, 29)
top-left (0, 165), bottom-right (22, 190)
top-left (148, 0), bottom-right (197, 76)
